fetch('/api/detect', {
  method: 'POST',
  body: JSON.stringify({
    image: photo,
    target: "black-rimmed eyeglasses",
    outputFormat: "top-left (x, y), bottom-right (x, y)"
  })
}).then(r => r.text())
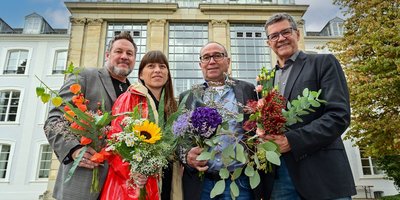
top-left (200, 52), bottom-right (226, 63)
top-left (267, 27), bottom-right (295, 41)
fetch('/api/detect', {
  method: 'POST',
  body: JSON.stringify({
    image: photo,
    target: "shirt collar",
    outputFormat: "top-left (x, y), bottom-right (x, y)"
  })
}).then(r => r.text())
top-left (275, 50), bottom-right (300, 70)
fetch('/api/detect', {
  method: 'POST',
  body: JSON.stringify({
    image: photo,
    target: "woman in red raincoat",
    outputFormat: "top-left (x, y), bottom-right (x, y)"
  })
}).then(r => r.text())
top-left (101, 50), bottom-right (178, 200)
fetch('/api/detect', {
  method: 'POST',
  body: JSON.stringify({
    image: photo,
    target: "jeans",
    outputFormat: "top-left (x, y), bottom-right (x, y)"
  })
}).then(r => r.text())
top-left (271, 158), bottom-right (352, 200)
top-left (200, 173), bottom-right (254, 200)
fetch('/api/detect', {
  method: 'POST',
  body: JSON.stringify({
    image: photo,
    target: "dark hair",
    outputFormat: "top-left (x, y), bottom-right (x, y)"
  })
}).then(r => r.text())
top-left (265, 13), bottom-right (298, 35)
top-left (200, 41), bottom-right (228, 56)
top-left (107, 31), bottom-right (137, 55)
top-left (138, 50), bottom-right (177, 117)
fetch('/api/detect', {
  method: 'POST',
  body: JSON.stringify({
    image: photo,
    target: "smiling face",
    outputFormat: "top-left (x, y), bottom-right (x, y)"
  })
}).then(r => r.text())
top-left (105, 39), bottom-right (136, 81)
top-left (139, 62), bottom-right (169, 92)
top-left (266, 19), bottom-right (300, 63)
top-left (199, 43), bottom-right (230, 83)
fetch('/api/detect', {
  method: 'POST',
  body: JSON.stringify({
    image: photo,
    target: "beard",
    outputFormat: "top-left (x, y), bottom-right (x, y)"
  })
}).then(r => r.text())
top-left (105, 61), bottom-right (133, 77)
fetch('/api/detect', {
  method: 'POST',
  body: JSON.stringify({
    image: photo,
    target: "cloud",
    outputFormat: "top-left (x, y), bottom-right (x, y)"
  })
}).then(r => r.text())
top-left (295, 0), bottom-right (344, 31)
top-left (44, 7), bottom-right (70, 28)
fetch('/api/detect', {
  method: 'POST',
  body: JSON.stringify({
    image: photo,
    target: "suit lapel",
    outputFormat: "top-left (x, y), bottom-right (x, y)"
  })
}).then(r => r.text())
top-left (284, 51), bottom-right (307, 100)
top-left (232, 79), bottom-right (244, 113)
top-left (99, 68), bottom-right (117, 102)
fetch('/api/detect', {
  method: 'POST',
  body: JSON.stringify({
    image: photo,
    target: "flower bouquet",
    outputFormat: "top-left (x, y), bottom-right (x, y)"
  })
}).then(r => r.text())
top-left (36, 63), bottom-right (113, 192)
top-left (174, 72), bottom-right (326, 199)
top-left (106, 98), bottom-right (175, 200)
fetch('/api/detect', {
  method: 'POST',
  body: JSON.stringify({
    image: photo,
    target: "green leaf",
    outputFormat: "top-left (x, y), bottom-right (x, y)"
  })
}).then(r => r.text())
top-left (219, 168), bottom-right (229, 179)
top-left (210, 180), bottom-right (225, 198)
top-left (40, 93), bottom-right (51, 103)
top-left (230, 181), bottom-right (239, 197)
top-left (236, 114), bottom-right (244, 123)
top-left (196, 151), bottom-right (211, 161)
top-left (265, 150), bottom-right (281, 166)
top-left (36, 87), bottom-right (45, 97)
top-left (258, 141), bottom-right (278, 151)
top-left (244, 164), bottom-right (255, 177)
top-left (249, 170), bottom-right (260, 189)
top-left (235, 144), bottom-right (246, 164)
top-left (302, 88), bottom-right (309, 97)
top-left (232, 167), bottom-right (243, 179)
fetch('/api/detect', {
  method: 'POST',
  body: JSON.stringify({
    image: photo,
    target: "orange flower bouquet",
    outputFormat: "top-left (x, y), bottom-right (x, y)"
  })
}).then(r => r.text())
top-left (36, 64), bottom-right (114, 192)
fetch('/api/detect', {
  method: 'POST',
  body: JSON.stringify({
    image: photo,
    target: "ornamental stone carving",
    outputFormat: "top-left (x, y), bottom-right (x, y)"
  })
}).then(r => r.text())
top-left (70, 17), bottom-right (87, 25)
top-left (149, 19), bottom-right (167, 26)
top-left (86, 18), bottom-right (104, 25)
top-left (211, 20), bottom-right (228, 27)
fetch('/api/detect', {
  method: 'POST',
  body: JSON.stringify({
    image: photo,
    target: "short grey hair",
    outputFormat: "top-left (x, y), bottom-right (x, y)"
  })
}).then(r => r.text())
top-left (264, 13), bottom-right (298, 35)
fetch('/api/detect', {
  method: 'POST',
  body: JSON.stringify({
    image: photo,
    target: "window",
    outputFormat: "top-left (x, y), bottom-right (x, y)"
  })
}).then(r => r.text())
top-left (230, 24), bottom-right (271, 84)
top-left (169, 23), bottom-right (208, 96)
top-left (0, 90), bottom-right (20, 122)
top-left (0, 144), bottom-right (11, 179)
top-left (360, 149), bottom-right (383, 176)
top-left (106, 23), bottom-right (147, 81)
top-left (4, 50), bottom-right (28, 74)
top-left (37, 144), bottom-right (52, 179)
top-left (53, 50), bottom-right (67, 74)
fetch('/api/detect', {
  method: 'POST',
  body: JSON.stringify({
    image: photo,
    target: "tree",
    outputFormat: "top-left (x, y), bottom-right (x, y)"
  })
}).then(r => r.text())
top-left (329, 0), bottom-right (400, 186)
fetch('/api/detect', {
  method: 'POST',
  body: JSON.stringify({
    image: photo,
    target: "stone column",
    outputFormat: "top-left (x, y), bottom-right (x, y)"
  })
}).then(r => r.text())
top-left (297, 19), bottom-right (306, 51)
top-left (82, 18), bottom-right (104, 67)
top-left (210, 20), bottom-right (229, 48)
top-left (68, 17), bottom-right (87, 67)
top-left (147, 19), bottom-right (167, 51)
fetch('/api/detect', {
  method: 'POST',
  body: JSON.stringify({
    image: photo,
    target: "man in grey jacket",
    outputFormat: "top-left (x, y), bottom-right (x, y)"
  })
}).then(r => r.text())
top-left (44, 31), bottom-right (136, 200)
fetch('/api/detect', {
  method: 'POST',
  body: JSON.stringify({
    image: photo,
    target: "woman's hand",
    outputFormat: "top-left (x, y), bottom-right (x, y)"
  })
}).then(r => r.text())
top-left (133, 173), bottom-right (148, 188)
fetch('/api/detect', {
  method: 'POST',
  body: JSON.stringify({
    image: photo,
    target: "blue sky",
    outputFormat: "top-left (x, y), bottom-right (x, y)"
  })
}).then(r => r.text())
top-left (0, 0), bottom-right (344, 31)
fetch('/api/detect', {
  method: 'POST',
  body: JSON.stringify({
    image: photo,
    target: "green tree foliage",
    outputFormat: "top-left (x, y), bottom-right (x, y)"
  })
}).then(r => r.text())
top-left (329, 0), bottom-right (400, 185)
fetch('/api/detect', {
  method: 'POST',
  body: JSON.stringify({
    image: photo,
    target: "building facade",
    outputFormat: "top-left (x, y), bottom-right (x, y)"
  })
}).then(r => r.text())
top-left (0, 2), bottom-right (398, 200)
top-left (0, 13), bottom-right (69, 200)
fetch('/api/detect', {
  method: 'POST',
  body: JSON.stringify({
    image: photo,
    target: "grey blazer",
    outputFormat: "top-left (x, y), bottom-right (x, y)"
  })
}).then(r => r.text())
top-left (44, 67), bottom-right (116, 200)
top-left (280, 51), bottom-right (356, 199)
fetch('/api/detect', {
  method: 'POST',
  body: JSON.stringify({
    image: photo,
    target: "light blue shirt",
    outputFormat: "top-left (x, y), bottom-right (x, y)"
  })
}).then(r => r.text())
top-left (202, 82), bottom-right (244, 172)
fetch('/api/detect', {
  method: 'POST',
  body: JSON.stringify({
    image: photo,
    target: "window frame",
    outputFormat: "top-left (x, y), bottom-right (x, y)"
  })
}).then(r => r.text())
top-left (0, 89), bottom-right (22, 123)
top-left (0, 140), bottom-right (15, 182)
top-left (2, 48), bottom-right (31, 75)
top-left (35, 142), bottom-right (52, 180)
top-left (358, 148), bottom-right (384, 178)
top-left (52, 49), bottom-right (68, 74)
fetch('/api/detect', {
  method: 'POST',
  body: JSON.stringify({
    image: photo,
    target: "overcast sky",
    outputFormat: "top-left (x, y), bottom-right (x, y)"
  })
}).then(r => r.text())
top-left (0, 0), bottom-right (344, 32)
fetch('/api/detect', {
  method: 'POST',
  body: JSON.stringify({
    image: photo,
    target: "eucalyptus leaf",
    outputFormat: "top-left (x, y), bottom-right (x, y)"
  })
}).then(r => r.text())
top-left (196, 151), bottom-right (211, 161)
top-left (265, 151), bottom-right (281, 166)
top-left (235, 144), bottom-right (246, 164)
top-left (232, 167), bottom-right (243, 179)
top-left (210, 180), bottom-right (225, 198)
top-left (219, 168), bottom-right (230, 179)
top-left (244, 164), bottom-right (255, 177)
top-left (249, 170), bottom-right (260, 189)
top-left (230, 181), bottom-right (239, 197)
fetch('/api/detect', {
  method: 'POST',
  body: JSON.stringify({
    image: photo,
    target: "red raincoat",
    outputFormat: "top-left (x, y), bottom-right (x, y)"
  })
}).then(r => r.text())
top-left (100, 87), bottom-right (160, 200)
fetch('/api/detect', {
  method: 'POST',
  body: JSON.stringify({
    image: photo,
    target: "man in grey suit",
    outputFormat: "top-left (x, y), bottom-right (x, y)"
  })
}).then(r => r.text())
top-left (44, 32), bottom-right (137, 200)
top-left (261, 13), bottom-right (356, 199)
top-left (179, 42), bottom-right (259, 199)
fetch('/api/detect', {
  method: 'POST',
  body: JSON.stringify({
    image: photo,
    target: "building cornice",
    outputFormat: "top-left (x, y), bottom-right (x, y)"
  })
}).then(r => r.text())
top-left (65, 2), bottom-right (178, 14)
top-left (199, 4), bottom-right (308, 15)
top-left (0, 34), bottom-right (69, 41)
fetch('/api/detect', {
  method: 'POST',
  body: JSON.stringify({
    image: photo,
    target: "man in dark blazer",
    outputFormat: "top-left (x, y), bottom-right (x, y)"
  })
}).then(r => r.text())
top-left (262, 13), bottom-right (356, 200)
top-left (179, 42), bottom-right (259, 199)
top-left (44, 32), bottom-right (136, 200)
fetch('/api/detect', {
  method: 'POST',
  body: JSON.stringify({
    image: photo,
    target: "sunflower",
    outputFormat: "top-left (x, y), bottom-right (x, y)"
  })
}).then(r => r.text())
top-left (133, 120), bottom-right (162, 144)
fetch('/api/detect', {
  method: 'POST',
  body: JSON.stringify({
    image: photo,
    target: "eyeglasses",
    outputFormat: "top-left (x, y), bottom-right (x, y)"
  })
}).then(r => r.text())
top-left (267, 27), bottom-right (295, 41)
top-left (200, 52), bottom-right (226, 63)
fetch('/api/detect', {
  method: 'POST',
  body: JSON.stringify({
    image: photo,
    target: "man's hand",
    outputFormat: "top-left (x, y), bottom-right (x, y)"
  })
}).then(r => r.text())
top-left (264, 134), bottom-right (291, 153)
top-left (187, 146), bottom-right (209, 172)
top-left (72, 146), bottom-right (99, 169)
